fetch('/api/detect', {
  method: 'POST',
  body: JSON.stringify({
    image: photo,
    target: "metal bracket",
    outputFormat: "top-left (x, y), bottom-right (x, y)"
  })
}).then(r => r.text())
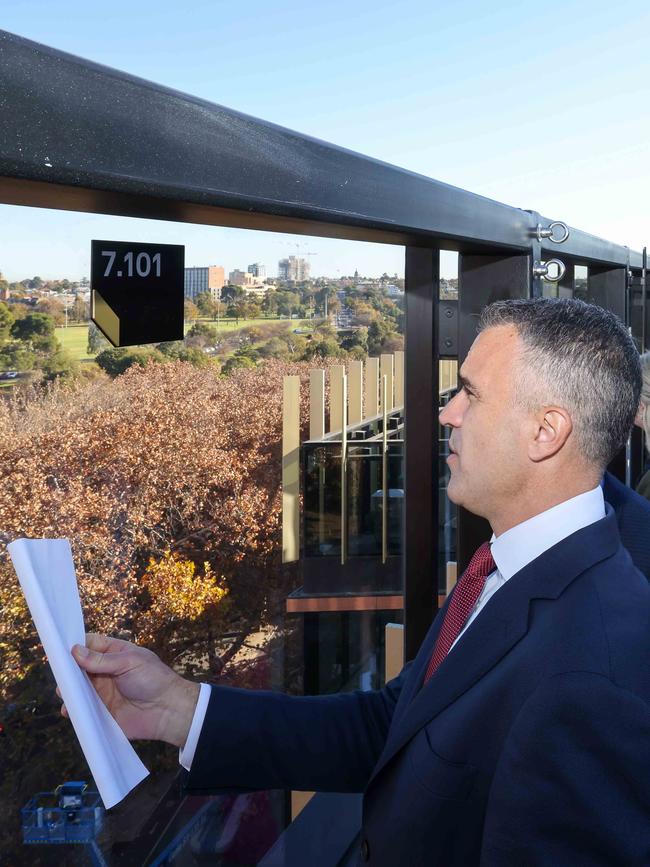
top-left (533, 259), bottom-right (566, 283)
top-left (438, 299), bottom-right (458, 357)
top-left (535, 221), bottom-right (570, 244)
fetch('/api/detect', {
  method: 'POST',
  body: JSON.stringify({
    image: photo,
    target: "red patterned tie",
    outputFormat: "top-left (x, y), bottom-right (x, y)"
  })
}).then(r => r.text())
top-left (423, 541), bottom-right (495, 684)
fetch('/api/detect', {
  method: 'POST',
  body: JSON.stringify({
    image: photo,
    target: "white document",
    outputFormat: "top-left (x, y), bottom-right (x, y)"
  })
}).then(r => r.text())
top-left (8, 538), bottom-right (149, 809)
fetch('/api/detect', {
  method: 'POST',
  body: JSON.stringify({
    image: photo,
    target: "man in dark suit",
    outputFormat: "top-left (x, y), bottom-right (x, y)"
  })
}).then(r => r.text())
top-left (603, 470), bottom-right (650, 579)
top-left (69, 298), bottom-right (650, 865)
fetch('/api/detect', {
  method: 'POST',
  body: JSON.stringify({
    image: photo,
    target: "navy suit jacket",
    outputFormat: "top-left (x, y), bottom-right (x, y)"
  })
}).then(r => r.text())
top-left (187, 509), bottom-right (650, 865)
top-left (603, 470), bottom-right (650, 579)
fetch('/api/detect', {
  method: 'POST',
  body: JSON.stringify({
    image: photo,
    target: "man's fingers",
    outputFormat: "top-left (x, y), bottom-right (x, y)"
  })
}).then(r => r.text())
top-left (72, 643), bottom-right (128, 674)
top-left (60, 702), bottom-right (68, 718)
top-left (56, 686), bottom-right (61, 699)
top-left (85, 632), bottom-right (131, 653)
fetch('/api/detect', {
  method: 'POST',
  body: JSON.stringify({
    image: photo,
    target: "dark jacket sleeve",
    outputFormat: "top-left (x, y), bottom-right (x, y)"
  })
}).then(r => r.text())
top-left (185, 663), bottom-right (411, 795)
top-left (481, 671), bottom-right (650, 866)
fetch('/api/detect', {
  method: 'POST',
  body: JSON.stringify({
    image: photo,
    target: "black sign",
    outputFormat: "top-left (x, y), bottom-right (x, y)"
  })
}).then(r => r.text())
top-left (91, 240), bottom-right (185, 347)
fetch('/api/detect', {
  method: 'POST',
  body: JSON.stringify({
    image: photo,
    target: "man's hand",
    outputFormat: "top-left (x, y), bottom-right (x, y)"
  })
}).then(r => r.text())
top-left (62, 633), bottom-right (200, 748)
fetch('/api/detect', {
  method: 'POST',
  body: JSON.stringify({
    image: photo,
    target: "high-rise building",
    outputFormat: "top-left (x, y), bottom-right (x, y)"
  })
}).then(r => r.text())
top-left (184, 266), bottom-right (225, 302)
top-left (278, 256), bottom-right (310, 282)
top-left (248, 262), bottom-right (266, 279)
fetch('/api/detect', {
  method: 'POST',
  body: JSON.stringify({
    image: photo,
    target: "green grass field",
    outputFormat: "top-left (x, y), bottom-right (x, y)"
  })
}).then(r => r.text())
top-left (53, 318), bottom-right (315, 363)
top-left (55, 325), bottom-right (94, 360)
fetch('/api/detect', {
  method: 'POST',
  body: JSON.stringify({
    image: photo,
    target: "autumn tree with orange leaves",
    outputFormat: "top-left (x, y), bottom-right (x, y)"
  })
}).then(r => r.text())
top-left (0, 359), bottom-right (318, 859)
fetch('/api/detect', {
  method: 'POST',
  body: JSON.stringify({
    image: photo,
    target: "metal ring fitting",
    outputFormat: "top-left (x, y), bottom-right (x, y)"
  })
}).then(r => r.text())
top-left (536, 221), bottom-right (570, 244)
top-left (533, 259), bottom-right (566, 282)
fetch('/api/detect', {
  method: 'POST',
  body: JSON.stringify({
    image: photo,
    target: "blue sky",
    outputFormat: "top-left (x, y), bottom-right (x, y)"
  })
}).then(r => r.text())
top-left (2, 0), bottom-right (649, 280)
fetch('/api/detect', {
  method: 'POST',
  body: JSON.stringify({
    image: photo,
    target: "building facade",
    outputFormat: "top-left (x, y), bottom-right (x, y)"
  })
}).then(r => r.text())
top-left (248, 262), bottom-right (266, 279)
top-left (278, 256), bottom-right (310, 282)
top-left (183, 266), bottom-right (225, 301)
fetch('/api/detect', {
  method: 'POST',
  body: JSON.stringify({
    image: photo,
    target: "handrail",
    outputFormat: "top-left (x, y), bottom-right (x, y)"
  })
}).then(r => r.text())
top-left (0, 29), bottom-right (644, 268)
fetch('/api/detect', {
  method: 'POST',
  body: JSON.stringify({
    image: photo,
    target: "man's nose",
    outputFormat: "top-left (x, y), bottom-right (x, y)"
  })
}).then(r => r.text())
top-left (439, 390), bottom-right (465, 428)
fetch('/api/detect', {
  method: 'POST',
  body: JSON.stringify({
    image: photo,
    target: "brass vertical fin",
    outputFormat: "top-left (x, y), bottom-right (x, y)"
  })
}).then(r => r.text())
top-left (340, 373), bottom-right (348, 565)
top-left (330, 364), bottom-right (345, 432)
top-left (365, 357), bottom-right (379, 419)
top-left (382, 374), bottom-right (388, 565)
top-left (282, 375), bottom-right (300, 563)
top-left (348, 360), bottom-right (363, 425)
top-left (394, 351), bottom-right (404, 408)
top-left (309, 369), bottom-right (325, 439)
top-left (380, 353), bottom-right (394, 412)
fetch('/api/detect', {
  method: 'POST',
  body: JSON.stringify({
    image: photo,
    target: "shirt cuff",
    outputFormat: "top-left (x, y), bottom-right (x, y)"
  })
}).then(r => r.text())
top-left (179, 682), bottom-right (211, 771)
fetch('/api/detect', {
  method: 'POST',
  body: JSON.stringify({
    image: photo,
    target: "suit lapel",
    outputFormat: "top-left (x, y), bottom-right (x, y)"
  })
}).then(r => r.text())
top-left (369, 508), bottom-right (621, 784)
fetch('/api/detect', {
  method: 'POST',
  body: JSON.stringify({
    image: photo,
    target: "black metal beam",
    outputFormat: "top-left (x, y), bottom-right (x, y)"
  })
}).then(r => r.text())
top-left (588, 265), bottom-right (627, 322)
top-left (0, 29), bottom-right (642, 269)
top-left (404, 247), bottom-right (439, 661)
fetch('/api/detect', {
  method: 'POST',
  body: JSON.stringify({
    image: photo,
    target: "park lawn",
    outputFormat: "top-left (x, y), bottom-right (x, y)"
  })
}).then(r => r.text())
top-left (54, 318), bottom-right (315, 361)
top-left (185, 316), bottom-right (313, 334)
top-left (55, 324), bottom-right (94, 360)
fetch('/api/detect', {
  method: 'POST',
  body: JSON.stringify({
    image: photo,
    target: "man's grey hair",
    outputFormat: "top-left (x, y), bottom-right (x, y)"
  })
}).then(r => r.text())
top-left (477, 297), bottom-right (641, 469)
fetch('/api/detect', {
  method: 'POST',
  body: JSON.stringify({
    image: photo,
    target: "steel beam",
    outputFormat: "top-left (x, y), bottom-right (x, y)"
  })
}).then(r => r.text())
top-left (404, 246), bottom-right (439, 661)
top-left (0, 29), bottom-right (642, 267)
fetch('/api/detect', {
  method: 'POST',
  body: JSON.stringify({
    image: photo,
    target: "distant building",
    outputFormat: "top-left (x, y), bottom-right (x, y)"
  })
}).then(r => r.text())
top-left (278, 256), bottom-right (310, 282)
top-left (230, 269), bottom-right (268, 296)
top-left (248, 262), bottom-right (266, 279)
top-left (229, 269), bottom-right (255, 287)
top-left (184, 266), bottom-right (225, 302)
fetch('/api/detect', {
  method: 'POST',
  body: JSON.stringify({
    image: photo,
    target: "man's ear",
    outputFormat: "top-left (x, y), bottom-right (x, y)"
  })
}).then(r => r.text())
top-left (529, 407), bottom-right (573, 462)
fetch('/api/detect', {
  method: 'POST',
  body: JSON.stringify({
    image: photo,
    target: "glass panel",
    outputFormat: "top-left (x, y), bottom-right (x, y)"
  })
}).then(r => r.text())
top-left (574, 264), bottom-right (589, 300)
top-left (0, 199), bottom-right (406, 864)
top-left (304, 446), bottom-right (342, 558)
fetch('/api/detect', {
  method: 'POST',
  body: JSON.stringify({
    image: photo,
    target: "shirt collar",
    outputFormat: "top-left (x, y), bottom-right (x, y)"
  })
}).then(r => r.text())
top-left (490, 485), bottom-right (605, 582)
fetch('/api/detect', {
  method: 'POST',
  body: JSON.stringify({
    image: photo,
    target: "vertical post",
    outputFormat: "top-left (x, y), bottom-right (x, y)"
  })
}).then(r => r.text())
top-left (394, 350), bottom-right (404, 408)
top-left (348, 360), bottom-right (363, 426)
top-left (589, 265), bottom-right (628, 483)
top-left (382, 375), bottom-right (388, 565)
top-left (380, 354), bottom-right (394, 413)
top-left (365, 357), bottom-right (379, 419)
top-left (282, 375), bottom-right (300, 563)
top-left (641, 247), bottom-right (648, 352)
top-left (404, 246), bottom-right (439, 661)
top-left (329, 364), bottom-right (345, 432)
top-left (309, 369), bottom-right (325, 440)
top-left (340, 373), bottom-right (348, 565)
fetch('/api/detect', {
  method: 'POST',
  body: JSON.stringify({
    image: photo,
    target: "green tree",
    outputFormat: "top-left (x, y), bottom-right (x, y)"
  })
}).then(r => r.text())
top-left (186, 321), bottom-right (218, 348)
top-left (184, 299), bottom-right (200, 322)
top-left (87, 322), bottom-right (110, 354)
top-left (71, 296), bottom-right (88, 322)
top-left (0, 302), bottom-right (15, 343)
top-left (41, 349), bottom-right (80, 382)
top-left (0, 341), bottom-right (35, 371)
top-left (258, 337), bottom-right (290, 360)
top-left (341, 326), bottom-right (368, 357)
top-left (262, 290), bottom-right (279, 317)
top-left (11, 312), bottom-right (58, 354)
top-left (222, 354), bottom-right (257, 375)
top-left (95, 346), bottom-right (166, 377)
top-left (36, 297), bottom-right (66, 326)
top-left (303, 335), bottom-right (343, 360)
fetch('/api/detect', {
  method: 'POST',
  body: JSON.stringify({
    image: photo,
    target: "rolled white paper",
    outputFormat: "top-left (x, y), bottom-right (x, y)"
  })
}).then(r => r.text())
top-left (8, 538), bottom-right (149, 808)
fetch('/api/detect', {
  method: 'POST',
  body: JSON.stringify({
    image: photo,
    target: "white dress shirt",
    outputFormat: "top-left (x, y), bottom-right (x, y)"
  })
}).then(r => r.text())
top-left (180, 485), bottom-right (606, 771)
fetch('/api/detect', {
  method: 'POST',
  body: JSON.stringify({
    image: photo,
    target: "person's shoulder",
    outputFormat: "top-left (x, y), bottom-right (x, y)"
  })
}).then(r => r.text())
top-left (603, 470), bottom-right (650, 515)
